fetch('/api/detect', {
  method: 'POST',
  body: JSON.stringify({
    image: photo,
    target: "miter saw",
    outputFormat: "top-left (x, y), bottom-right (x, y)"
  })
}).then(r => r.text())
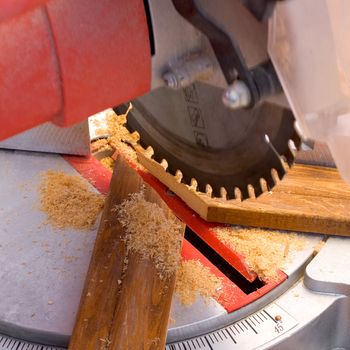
top-left (0, 0), bottom-right (350, 349)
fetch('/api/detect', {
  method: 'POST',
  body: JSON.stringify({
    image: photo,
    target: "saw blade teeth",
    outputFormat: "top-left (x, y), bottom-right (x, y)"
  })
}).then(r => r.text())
top-left (234, 187), bottom-right (242, 200)
top-left (239, 186), bottom-right (250, 200)
top-left (283, 146), bottom-right (295, 167)
top-left (252, 182), bottom-right (263, 198)
top-left (190, 178), bottom-right (198, 191)
top-left (247, 184), bottom-right (256, 199)
top-left (219, 187), bottom-right (227, 200)
top-left (260, 178), bottom-right (268, 193)
top-left (224, 187), bottom-right (242, 200)
top-left (274, 162), bottom-right (286, 181)
top-left (175, 170), bottom-right (183, 183)
top-left (283, 140), bottom-right (296, 168)
top-left (130, 130), bottom-right (140, 142)
top-left (205, 184), bottom-right (213, 197)
top-left (212, 184), bottom-right (226, 198)
top-left (277, 158), bottom-right (289, 176)
top-left (163, 160), bottom-right (178, 176)
top-left (160, 159), bottom-right (168, 170)
top-left (144, 146), bottom-right (154, 158)
top-left (271, 168), bottom-right (281, 184)
top-left (264, 174), bottom-right (276, 191)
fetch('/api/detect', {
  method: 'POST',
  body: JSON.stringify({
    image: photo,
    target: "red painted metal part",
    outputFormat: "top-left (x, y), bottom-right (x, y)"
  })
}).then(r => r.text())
top-left (0, 7), bottom-right (61, 140)
top-left (135, 166), bottom-right (258, 282)
top-left (181, 239), bottom-right (247, 312)
top-left (0, 0), bottom-right (48, 22)
top-left (63, 155), bottom-right (112, 195)
top-left (0, 0), bottom-right (151, 141)
top-left (64, 153), bottom-right (287, 313)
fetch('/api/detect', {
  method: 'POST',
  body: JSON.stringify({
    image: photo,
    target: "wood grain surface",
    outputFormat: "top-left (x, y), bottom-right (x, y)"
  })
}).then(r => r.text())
top-left (137, 149), bottom-right (350, 236)
top-left (69, 156), bottom-right (185, 350)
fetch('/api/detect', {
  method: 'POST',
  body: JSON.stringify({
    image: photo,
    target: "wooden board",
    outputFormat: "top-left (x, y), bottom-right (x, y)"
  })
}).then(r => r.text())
top-left (137, 149), bottom-right (350, 236)
top-left (68, 156), bottom-right (185, 350)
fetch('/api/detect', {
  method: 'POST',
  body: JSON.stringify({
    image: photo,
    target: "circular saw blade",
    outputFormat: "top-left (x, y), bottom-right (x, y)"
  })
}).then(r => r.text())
top-left (124, 82), bottom-right (300, 200)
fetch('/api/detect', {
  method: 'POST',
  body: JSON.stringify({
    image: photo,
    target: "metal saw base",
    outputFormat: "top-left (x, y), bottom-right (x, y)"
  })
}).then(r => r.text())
top-left (0, 150), bottom-right (349, 350)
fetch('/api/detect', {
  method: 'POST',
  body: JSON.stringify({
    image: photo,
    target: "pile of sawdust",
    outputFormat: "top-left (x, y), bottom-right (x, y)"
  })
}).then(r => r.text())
top-left (116, 190), bottom-right (183, 278)
top-left (39, 170), bottom-right (105, 229)
top-left (214, 226), bottom-right (305, 280)
top-left (175, 260), bottom-right (222, 306)
top-left (91, 107), bottom-right (139, 167)
top-left (90, 138), bottom-right (111, 153)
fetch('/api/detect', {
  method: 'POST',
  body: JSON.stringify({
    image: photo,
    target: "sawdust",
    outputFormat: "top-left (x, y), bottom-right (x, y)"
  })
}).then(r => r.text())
top-left (313, 239), bottom-right (326, 254)
top-left (100, 156), bottom-right (115, 171)
top-left (99, 337), bottom-right (111, 350)
top-left (90, 107), bottom-right (140, 168)
top-left (175, 259), bottom-right (222, 306)
top-left (214, 226), bottom-right (305, 280)
top-left (116, 190), bottom-right (183, 278)
top-left (90, 138), bottom-right (112, 153)
top-left (39, 170), bottom-right (105, 230)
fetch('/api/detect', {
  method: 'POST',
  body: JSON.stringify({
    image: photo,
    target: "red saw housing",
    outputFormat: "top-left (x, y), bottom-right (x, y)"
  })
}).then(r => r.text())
top-left (0, 0), bottom-right (151, 140)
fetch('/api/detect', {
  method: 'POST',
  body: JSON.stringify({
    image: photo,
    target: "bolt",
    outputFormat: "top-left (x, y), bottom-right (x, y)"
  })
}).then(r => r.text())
top-left (163, 54), bottom-right (213, 90)
top-left (222, 80), bottom-right (251, 109)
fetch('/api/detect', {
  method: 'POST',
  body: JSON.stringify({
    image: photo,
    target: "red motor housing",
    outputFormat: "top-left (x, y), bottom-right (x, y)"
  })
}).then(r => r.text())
top-left (0, 0), bottom-right (151, 140)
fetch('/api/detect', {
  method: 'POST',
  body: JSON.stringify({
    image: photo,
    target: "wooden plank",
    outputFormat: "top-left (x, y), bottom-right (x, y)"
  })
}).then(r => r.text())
top-left (69, 156), bottom-right (185, 350)
top-left (137, 149), bottom-right (350, 236)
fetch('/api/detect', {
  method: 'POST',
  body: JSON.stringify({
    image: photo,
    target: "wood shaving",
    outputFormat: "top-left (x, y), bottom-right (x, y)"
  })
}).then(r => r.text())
top-left (99, 337), bottom-right (111, 350)
top-left (214, 226), bottom-right (305, 280)
top-left (175, 260), bottom-right (222, 306)
top-left (39, 170), bottom-right (105, 229)
top-left (116, 190), bottom-right (183, 278)
top-left (90, 138), bottom-right (113, 153)
top-left (313, 239), bottom-right (326, 254)
top-left (90, 107), bottom-right (140, 167)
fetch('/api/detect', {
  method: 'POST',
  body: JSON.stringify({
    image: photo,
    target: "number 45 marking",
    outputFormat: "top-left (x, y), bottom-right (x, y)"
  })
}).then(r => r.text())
top-left (275, 323), bottom-right (284, 334)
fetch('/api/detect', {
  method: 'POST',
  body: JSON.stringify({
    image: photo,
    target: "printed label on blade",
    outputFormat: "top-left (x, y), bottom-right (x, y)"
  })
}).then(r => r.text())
top-left (166, 303), bottom-right (298, 350)
top-left (183, 85), bottom-right (209, 148)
